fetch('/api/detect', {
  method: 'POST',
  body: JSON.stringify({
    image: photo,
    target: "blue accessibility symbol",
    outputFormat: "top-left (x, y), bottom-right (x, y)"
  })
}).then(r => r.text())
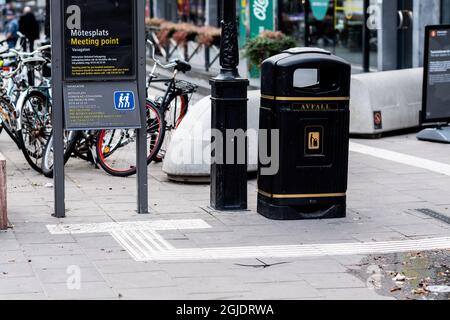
top-left (114, 91), bottom-right (135, 111)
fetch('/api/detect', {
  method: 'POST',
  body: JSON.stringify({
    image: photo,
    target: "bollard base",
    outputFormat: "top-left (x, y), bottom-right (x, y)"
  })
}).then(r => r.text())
top-left (257, 199), bottom-right (346, 220)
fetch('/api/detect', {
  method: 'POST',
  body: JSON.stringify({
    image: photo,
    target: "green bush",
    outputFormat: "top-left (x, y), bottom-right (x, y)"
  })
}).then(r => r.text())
top-left (244, 31), bottom-right (297, 67)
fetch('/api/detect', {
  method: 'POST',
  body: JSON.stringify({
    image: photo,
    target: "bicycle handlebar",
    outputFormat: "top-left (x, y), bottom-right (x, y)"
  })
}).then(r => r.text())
top-left (146, 40), bottom-right (177, 70)
top-left (9, 45), bottom-right (51, 59)
top-left (17, 32), bottom-right (26, 40)
top-left (0, 45), bottom-right (51, 79)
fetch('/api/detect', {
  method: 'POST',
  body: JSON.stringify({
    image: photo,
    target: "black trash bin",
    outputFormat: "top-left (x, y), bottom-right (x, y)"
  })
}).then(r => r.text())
top-left (257, 48), bottom-right (351, 220)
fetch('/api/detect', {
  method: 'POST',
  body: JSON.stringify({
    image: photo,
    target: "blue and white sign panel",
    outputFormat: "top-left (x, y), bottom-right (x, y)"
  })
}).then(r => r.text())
top-left (114, 91), bottom-right (136, 111)
top-left (63, 82), bottom-right (141, 130)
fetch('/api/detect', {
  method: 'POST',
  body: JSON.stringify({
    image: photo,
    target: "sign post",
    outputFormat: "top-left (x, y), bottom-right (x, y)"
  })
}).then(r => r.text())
top-left (418, 25), bottom-right (450, 144)
top-left (50, 0), bottom-right (148, 218)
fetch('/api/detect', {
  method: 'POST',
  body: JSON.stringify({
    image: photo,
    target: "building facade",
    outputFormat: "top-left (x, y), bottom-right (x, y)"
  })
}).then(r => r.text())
top-left (150, 0), bottom-right (221, 27)
top-left (149, 0), bottom-right (450, 73)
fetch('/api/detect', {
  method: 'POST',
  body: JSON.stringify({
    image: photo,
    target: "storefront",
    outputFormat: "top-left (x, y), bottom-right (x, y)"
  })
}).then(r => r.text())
top-left (276, 0), bottom-right (444, 72)
top-left (148, 0), bottom-right (446, 72)
top-left (235, 0), bottom-right (377, 71)
top-left (277, 0), bottom-right (378, 71)
top-left (151, 0), bottom-right (220, 26)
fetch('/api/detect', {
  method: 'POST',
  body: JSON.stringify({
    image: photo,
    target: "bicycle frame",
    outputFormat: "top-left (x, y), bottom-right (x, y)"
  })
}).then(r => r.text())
top-left (2, 60), bottom-right (52, 139)
top-left (0, 45), bottom-right (52, 148)
top-left (147, 66), bottom-right (182, 130)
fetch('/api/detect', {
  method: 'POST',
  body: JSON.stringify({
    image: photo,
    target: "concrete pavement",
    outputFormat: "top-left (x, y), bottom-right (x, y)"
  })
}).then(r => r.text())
top-left (1, 131), bottom-right (450, 300)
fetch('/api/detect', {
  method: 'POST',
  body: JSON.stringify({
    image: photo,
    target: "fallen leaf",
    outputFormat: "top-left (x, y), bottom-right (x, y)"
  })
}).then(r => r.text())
top-left (412, 288), bottom-right (429, 295)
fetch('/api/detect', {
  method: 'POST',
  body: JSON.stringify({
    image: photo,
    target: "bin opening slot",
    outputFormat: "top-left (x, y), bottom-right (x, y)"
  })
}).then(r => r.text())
top-left (293, 69), bottom-right (319, 88)
top-left (292, 66), bottom-right (342, 94)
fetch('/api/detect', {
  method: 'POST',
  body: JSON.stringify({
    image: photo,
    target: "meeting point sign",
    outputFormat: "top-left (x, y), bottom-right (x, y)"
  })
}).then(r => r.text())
top-left (60, 0), bottom-right (141, 130)
top-left (63, 0), bottom-right (135, 80)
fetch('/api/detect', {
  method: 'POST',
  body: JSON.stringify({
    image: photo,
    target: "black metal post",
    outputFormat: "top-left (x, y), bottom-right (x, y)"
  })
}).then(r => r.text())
top-left (50, 0), bottom-right (65, 218)
top-left (205, 46), bottom-right (210, 72)
top-left (137, 0), bottom-right (149, 214)
top-left (363, 0), bottom-right (371, 72)
top-left (304, 0), bottom-right (310, 47)
top-left (210, 0), bottom-right (249, 211)
top-left (149, 0), bottom-right (154, 17)
top-left (45, 0), bottom-right (51, 39)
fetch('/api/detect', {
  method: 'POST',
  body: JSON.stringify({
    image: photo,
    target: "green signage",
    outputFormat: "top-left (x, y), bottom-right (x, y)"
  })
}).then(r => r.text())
top-left (239, 0), bottom-right (248, 48)
top-left (248, 0), bottom-right (275, 77)
top-left (249, 0), bottom-right (274, 38)
top-left (310, 0), bottom-right (330, 21)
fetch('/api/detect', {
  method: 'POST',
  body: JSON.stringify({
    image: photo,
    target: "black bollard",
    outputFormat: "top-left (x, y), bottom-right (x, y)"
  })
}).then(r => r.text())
top-left (210, 0), bottom-right (249, 211)
top-left (45, 0), bottom-right (51, 39)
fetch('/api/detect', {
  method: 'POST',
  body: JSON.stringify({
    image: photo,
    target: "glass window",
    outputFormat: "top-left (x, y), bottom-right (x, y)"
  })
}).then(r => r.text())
top-left (279, 0), bottom-right (378, 71)
top-left (177, 0), bottom-right (207, 25)
top-left (279, 0), bottom-right (306, 44)
top-left (333, 0), bottom-right (366, 66)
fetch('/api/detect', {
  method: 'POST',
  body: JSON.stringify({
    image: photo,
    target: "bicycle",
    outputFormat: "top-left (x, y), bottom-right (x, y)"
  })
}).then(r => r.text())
top-left (146, 40), bottom-right (198, 162)
top-left (41, 40), bottom-right (198, 178)
top-left (94, 40), bottom-right (197, 177)
top-left (0, 44), bottom-right (52, 173)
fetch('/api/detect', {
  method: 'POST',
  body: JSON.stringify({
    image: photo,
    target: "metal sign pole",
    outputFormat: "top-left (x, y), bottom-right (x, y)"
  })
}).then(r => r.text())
top-left (136, 0), bottom-right (149, 214)
top-left (363, 0), bottom-right (371, 72)
top-left (50, 0), bottom-right (66, 218)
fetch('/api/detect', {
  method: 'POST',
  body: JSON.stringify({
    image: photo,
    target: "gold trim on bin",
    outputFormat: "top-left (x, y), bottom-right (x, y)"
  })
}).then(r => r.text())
top-left (261, 95), bottom-right (350, 102)
top-left (258, 190), bottom-right (346, 199)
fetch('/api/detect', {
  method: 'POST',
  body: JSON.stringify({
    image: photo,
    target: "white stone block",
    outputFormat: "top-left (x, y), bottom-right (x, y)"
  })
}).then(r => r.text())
top-left (162, 91), bottom-right (261, 181)
top-left (350, 68), bottom-right (423, 135)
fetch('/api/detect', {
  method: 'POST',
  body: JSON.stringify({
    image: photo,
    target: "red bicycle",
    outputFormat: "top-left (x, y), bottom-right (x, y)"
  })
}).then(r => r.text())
top-left (95, 40), bottom-right (197, 177)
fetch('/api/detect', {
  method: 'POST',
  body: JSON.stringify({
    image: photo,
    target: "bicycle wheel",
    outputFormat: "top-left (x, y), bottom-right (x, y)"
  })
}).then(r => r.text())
top-left (155, 94), bottom-right (189, 162)
top-left (72, 131), bottom-right (97, 164)
top-left (41, 130), bottom-right (80, 178)
top-left (96, 100), bottom-right (164, 177)
top-left (18, 90), bottom-right (52, 173)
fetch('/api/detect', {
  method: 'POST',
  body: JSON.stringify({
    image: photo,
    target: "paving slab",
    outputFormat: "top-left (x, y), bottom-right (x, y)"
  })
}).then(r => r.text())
top-left (0, 263), bottom-right (35, 278)
top-left (301, 273), bottom-right (368, 289)
top-left (35, 267), bottom-right (105, 284)
top-left (42, 282), bottom-right (117, 300)
top-left (2, 131), bottom-right (450, 299)
top-left (0, 277), bottom-right (43, 295)
top-left (317, 288), bottom-right (394, 300)
top-left (242, 281), bottom-right (323, 300)
top-left (102, 271), bottom-right (175, 289)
